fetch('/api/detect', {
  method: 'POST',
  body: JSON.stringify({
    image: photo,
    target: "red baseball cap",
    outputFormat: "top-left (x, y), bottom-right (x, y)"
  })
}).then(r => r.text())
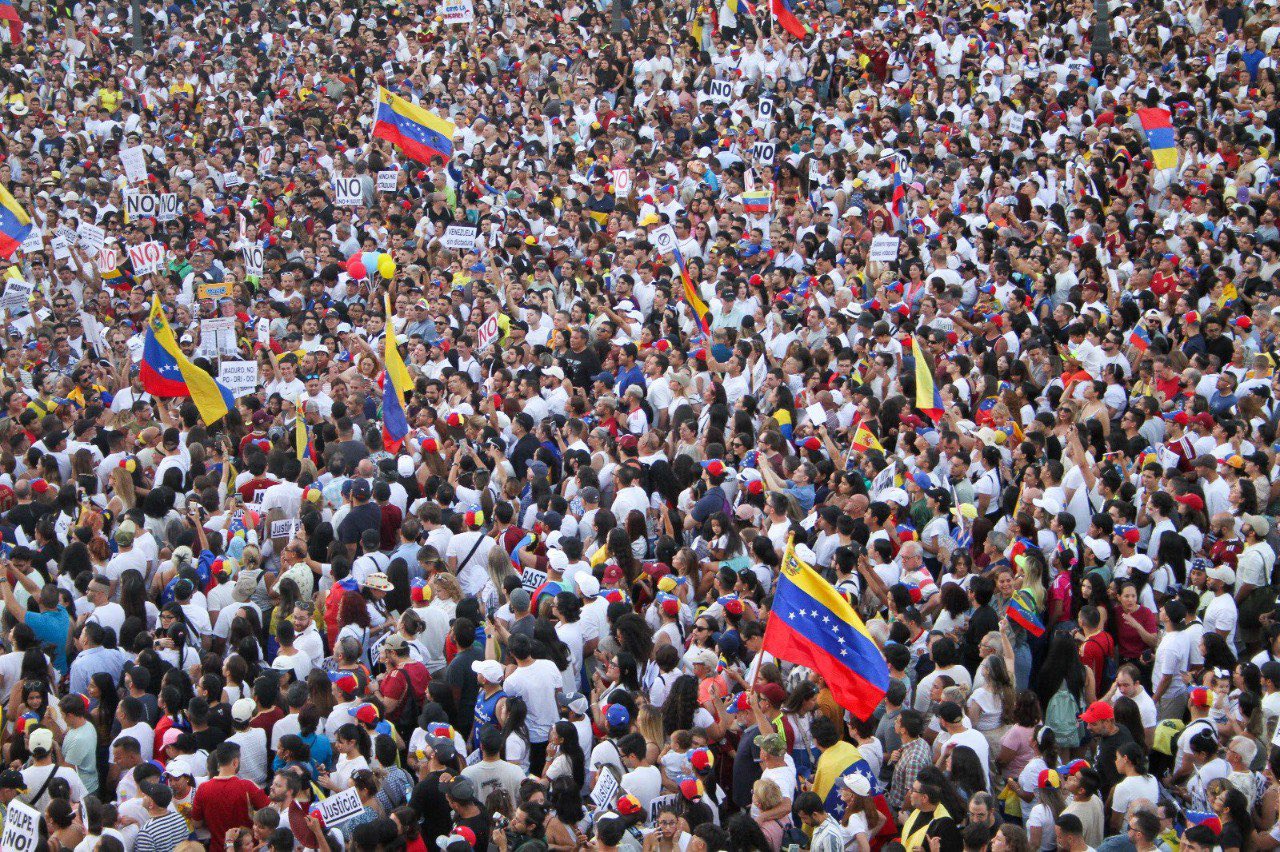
top-left (1078, 700), bottom-right (1114, 723)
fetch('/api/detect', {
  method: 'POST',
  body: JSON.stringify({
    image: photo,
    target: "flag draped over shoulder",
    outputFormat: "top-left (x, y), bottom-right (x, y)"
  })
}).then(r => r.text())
top-left (762, 537), bottom-right (889, 720)
top-left (673, 247), bottom-right (711, 335)
top-left (381, 296), bottom-right (413, 452)
top-left (140, 296), bottom-right (233, 424)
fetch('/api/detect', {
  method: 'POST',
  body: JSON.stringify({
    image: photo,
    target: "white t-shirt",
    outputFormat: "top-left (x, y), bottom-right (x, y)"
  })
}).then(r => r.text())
top-left (622, 765), bottom-right (664, 810)
top-left (944, 727), bottom-right (991, 787)
top-left (1111, 774), bottom-right (1160, 815)
top-left (1204, 593), bottom-right (1238, 649)
top-left (503, 659), bottom-right (562, 742)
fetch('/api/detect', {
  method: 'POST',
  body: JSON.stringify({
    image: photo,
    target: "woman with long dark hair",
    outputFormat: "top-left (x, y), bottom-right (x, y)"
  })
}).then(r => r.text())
top-left (541, 719), bottom-right (586, 792)
top-left (1036, 630), bottom-right (1089, 751)
top-left (499, 695), bottom-right (532, 773)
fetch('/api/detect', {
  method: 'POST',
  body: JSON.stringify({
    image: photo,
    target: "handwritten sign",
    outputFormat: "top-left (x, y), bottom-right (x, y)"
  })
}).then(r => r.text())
top-left (442, 224), bottom-right (478, 250)
top-left (334, 176), bottom-right (363, 207)
top-left (869, 235), bottom-right (900, 263)
top-left (218, 360), bottom-right (259, 397)
top-left (377, 170), bottom-right (398, 192)
top-left (120, 146), bottom-right (148, 183)
top-left (127, 241), bottom-right (166, 276)
top-left (76, 222), bottom-right (105, 254)
top-left (441, 0), bottom-right (475, 23)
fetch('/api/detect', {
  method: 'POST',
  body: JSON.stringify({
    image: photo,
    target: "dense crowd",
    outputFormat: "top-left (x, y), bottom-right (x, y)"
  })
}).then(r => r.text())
top-left (5, 0), bottom-right (1280, 849)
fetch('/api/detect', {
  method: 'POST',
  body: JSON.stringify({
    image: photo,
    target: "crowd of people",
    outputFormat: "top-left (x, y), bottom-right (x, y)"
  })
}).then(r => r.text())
top-left (2, 0), bottom-right (1280, 848)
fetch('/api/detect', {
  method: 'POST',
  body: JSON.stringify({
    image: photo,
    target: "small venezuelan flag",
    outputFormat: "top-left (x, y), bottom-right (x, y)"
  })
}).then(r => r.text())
top-left (372, 87), bottom-right (456, 165)
top-left (1135, 107), bottom-right (1178, 171)
top-left (673, 247), bottom-right (711, 335)
top-left (1128, 325), bottom-right (1151, 352)
top-left (1005, 589), bottom-right (1045, 637)
top-left (0, 183), bottom-right (32, 259)
top-left (763, 537), bottom-right (889, 720)
top-left (742, 189), bottom-right (771, 214)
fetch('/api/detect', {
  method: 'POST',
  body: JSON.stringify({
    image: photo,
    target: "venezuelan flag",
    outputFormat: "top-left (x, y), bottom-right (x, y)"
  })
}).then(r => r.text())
top-left (673, 247), bottom-right (711, 335)
top-left (1135, 108), bottom-right (1178, 171)
top-left (140, 296), bottom-right (233, 424)
top-left (1184, 811), bottom-right (1222, 835)
top-left (381, 295), bottom-right (413, 452)
top-left (1005, 589), bottom-right (1045, 637)
top-left (372, 87), bottom-right (456, 165)
top-left (743, 189), bottom-right (771, 214)
top-left (1128, 325), bottom-right (1151, 352)
top-left (295, 406), bottom-right (309, 461)
top-left (0, 0), bottom-right (22, 44)
top-left (763, 537), bottom-right (889, 720)
top-left (770, 0), bottom-right (808, 38)
top-left (0, 183), bottom-right (32, 259)
top-left (773, 408), bottom-right (793, 441)
top-left (911, 336), bottom-right (943, 422)
top-left (889, 158), bottom-right (905, 219)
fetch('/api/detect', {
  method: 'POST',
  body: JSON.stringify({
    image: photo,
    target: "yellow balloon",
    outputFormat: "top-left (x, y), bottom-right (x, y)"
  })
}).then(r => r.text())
top-left (377, 254), bottom-right (397, 279)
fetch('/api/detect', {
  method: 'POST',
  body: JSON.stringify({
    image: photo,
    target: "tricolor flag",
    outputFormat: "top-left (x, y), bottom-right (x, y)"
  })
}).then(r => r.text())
top-left (1135, 107), bottom-right (1178, 171)
top-left (1128, 325), bottom-right (1151, 352)
top-left (372, 87), bottom-right (456, 165)
top-left (770, 0), bottom-right (809, 38)
top-left (889, 158), bottom-right (905, 219)
top-left (673, 246), bottom-right (711, 335)
top-left (0, 182), bottom-right (32, 259)
top-left (912, 336), bottom-right (944, 422)
top-left (0, 0), bottom-right (22, 44)
top-left (381, 296), bottom-right (414, 452)
top-left (742, 189), bottom-right (771, 215)
top-left (1005, 589), bottom-right (1045, 637)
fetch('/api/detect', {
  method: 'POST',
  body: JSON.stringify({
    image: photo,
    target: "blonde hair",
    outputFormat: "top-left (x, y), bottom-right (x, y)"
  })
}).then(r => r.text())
top-left (637, 705), bottom-right (665, 748)
top-left (753, 778), bottom-right (783, 811)
top-left (433, 572), bottom-right (462, 602)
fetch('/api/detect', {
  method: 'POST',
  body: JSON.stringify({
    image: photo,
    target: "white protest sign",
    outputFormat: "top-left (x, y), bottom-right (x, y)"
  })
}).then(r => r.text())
top-left (243, 244), bottom-right (264, 276)
top-left (259, 145), bottom-right (275, 169)
top-left (97, 247), bottom-right (118, 275)
top-left (202, 317), bottom-right (239, 356)
top-left (477, 313), bottom-right (501, 351)
top-left (314, 787), bottom-right (363, 828)
top-left (649, 224), bottom-right (678, 256)
top-left (120, 146), bottom-right (148, 183)
top-left (50, 235), bottom-right (71, 260)
top-left (757, 97), bottom-right (776, 124)
top-left (127, 241), bottom-right (166, 276)
top-left (0, 279), bottom-right (33, 314)
top-left (125, 192), bottom-right (159, 220)
top-left (752, 141), bottom-right (776, 166)
top-left (218, 360), bottom-right (259, 397)
top-left (612, 169), bottom-right (631, 198)
top-left (157, 194), bottom-right (181, 222)
top-left (1007, 112), bottom-right (1025, 135)
top-left (708, 79), bottom-right (733, 102)
top-left (442, 224), bottom-right (478, 250)
top-left (334, 176), bottom-right (363, 207)
top-left (869, 235), bottom-right (901, 263)
top-left (223, 171), bottom-right (243, 189)
top-left (270, 518), bottom-right (301, 540)
top-left (376, 170), bottom-right (398, 192)
top-left (590, 769), bottom-right (620, 811)
top-left (76, 223), bottom-right (105, 253)
top-left (520, 567), bottom-right (547, 592)
top-left (18, 229), bottom-right (42, 255)
top-left (56, 225), bottom-right (77, 245)
top-left (1214, 51), bottom-right (1228, 74)
top-left (648, 794), bottom-right (679, 823)
top-left (441, 0), bottom-right (475, 23)
top-left (1, 799), bottom-right (39, 852)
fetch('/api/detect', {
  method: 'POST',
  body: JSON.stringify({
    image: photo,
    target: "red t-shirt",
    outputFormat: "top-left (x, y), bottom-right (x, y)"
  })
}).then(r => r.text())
top-left (251, 706), bottom-right (285, 739)
top-left (1079, 631), bottom-right (1115, 697)
top-left (192, 775), bottom-right (270, 848)
top-left (380, 661), bottom-right (431, 721)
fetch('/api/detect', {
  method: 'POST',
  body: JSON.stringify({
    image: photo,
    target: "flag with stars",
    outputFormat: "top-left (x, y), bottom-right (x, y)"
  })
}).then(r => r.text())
top-left (763, 536), bottom-right (889, 720)
top-left (372, 87), bottom-right (456, 164)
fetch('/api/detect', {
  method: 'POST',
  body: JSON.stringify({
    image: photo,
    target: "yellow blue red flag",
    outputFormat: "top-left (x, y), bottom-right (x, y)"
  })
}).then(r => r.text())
top-left (382, 296), bottom-right (414, 452)
top-left (372, 87), bottom-right (456, 164)
top-left (140, 296), bottom-right (233, 424)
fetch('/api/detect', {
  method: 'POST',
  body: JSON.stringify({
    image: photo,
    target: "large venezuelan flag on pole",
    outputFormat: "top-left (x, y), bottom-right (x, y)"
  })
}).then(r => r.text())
top-left (1135, 108), bottom-right (1178, 171)
top-left (140, 296), bottom-right (233, 424)
top-left (382, 295), bottom-right (414, 452)
top-left (763, 537), bottom-right (889, 720)
top-left (0, 183), bottom-right (32, 259)
top-left (372, 87), bottom-right (456, 165)
top-left (912, 335), bottom-right (943, 422)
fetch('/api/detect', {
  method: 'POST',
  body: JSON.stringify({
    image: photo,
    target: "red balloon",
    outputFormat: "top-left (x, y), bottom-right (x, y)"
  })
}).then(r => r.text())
top-left (349, 262), bottom-right (367, 280)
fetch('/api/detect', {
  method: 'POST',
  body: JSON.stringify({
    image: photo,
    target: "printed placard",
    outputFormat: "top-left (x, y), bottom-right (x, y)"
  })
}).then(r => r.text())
top-left (334, 176), bottom-right (363, 207)
top-left (223, 171), bottom-right (243, 189)
top-left (477, 313), bottom-right (501, 351)
top-left (50, 235), bottom-right (71, 260)
top-left (120, 146), bottom-right (147, 183)
top-left (157, 194), bottom-right (182, 222)
top-left (243, 244), bottom-right (264, 276)
top-left (76, 222), bottom-right (105, 253)
top-left (1, 799), bottom-right (39, 852)
top-left (259, 145), bottom-right (275, 169)
top-left (376, 170), bottom-right (399, 192)
top-left (441, 0), bottom-right (475, 23)
top-left (218, 360), bottom-right (259, 397)
top-left (314, 787), bottom-right (363, 828)
top-left (124, 192), bottom-right (159, 220)
top-left (869, 235), bottom-right (900, 263)
top-left (649, 224), bottom-right (678, 256)
top-left (752, 141), bottom-right (776, 166)
top-left (648, 794), bottom-right (679, 824)
top-left (1007, 112), bottom-right (1025, 135)
top-left (18, 229), bottom-right (42, 255)
top-left (708, 79), bottom-right (733, 102)
top-left (590, 769), bottom-right (620, 811)
top-left (127, 241), bottom-right (166, 276)
top-left (442, 224), bottom-right (479, 250)
top-left (270, 518), bottom-right (301, 540)
top-left (757, 97), bottom-right (776, 124)
top-left (0, 280), bottom-right (33, 314)
top-left (612, 168), bottom-right (631, 198)
top-left (201, 317), bottom-right (239, 356)
top-left (197, 282), bottom-right (231, 301)
top-left (520, 567), bottom-right (547, 591)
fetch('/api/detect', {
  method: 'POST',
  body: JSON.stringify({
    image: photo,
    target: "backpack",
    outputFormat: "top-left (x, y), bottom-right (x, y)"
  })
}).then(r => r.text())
top-left (1085, 634), bottom-right (1118, 692)
top-left (393, 662), bottom-right (430, 739)
top-left (1044, 686), bottom-right (1084, 749)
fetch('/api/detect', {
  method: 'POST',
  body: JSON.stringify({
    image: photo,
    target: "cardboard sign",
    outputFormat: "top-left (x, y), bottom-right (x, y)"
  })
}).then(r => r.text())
top-left (120, 146), bottom-right (148, 183)
top-left (442, 224), bottom-right (479, 250)
top-left (752, 141), bottom-right (776, 166)
top-left (0, 279), bottom-right (33, 314)
top-left (1, 799), bottom-right (39, 852)
top-left (201, 317), bottom-right (239, 356)
top-left (243, 244), bottom-right (264, 276)
top-left (477, 313), bottom-right (501, 351)
top-left (590, 770), bottom-right (620, 811)
top-left (197, 282), bottom-right (231, 301)
top-left (376, 170), bottom-right (398, 192)
top-left (520, 567), bottom-right (548, 591)
top-left (314, 787), bottom-right (363, 828)
top-left (76, 222), bottom-right (105, 253)
top-left (869, 235), bottom-right (900, 263)
top-left (649, 224), bottom-right (678, 256)
top-left (708, 79), bottom-right (733, 102)
top-left (127, 241), bottom-right (166, 276)
top-left (611, 168), bottom-right (631, 198)
top-left (441, 0), bottom-right (475, 23)
top-left (1007, 112), bottom-right (1025, 135)
top-left (334, 176), bottom-right (363, 207)
top-left (18, 229), bottom-right (42, 255)
top-left (157, 193), bottom-right (182, 222)
top-left (124, 192), bottom-right (158, 220)
top-left (218, 360), bottom-right (259, 397)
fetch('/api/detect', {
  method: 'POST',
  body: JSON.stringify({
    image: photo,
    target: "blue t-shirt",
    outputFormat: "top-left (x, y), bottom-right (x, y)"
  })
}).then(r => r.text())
top-left (27, 606), bottom-right (71, 674)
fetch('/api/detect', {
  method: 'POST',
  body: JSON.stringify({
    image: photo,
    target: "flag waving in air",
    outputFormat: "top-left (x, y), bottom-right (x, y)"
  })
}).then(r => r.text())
top-left (770, 0), bottom-right (808, 38)
top-left (673, 247), bottom-right (711, 335)
top-left (140, 296), bottom-right (234, 425)
top-left (372, 87), bottom-right (457, 165)
top-left (912, 336), bottom-right (944, 422)
top-left (1135, 107), bottom-right (1178, 171)
top-left (0, 182), bottom-right (32, 259)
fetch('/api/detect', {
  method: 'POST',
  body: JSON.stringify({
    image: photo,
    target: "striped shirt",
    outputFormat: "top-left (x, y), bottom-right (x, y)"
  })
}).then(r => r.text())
top-left (134, 811), bottom-right (190, 852)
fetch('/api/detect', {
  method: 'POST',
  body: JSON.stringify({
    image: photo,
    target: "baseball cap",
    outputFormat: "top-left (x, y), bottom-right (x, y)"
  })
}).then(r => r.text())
top-left (28, 728), bottom-right (53, 753)
top-left (0, 770), bottom-right (25, 791)
top-left (687, 647), bottom-right (718, 669)
top-left (1207, 565), bottom-right (1236, 585)
top-left (1078, 700), bottom-right (1114, 723)
top-left (754, 732), bottom-right (787, 756)
top-left (232, 698), bottom-right (256, 723)
top-left (445, 777), bottom-right (479, 803)
top-left (577, 575), bottom-right (600, 597)
top-left (605, 704), bottom-right (631, 728)
top-left (141, 781), bottom-right (174, 808)
top-left (471, 659), bottom-right (505, 684)
top-left (755, 682), bottom-right (787, 707)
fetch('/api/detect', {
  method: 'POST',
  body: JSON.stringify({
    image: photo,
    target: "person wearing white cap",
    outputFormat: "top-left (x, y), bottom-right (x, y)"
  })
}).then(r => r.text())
top-left (1204, 565), bottom-right (1239, 649)
top-left (22, 727), bottom-right (87, 810)
top-left (469, 659), bottom-right (507, 748)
